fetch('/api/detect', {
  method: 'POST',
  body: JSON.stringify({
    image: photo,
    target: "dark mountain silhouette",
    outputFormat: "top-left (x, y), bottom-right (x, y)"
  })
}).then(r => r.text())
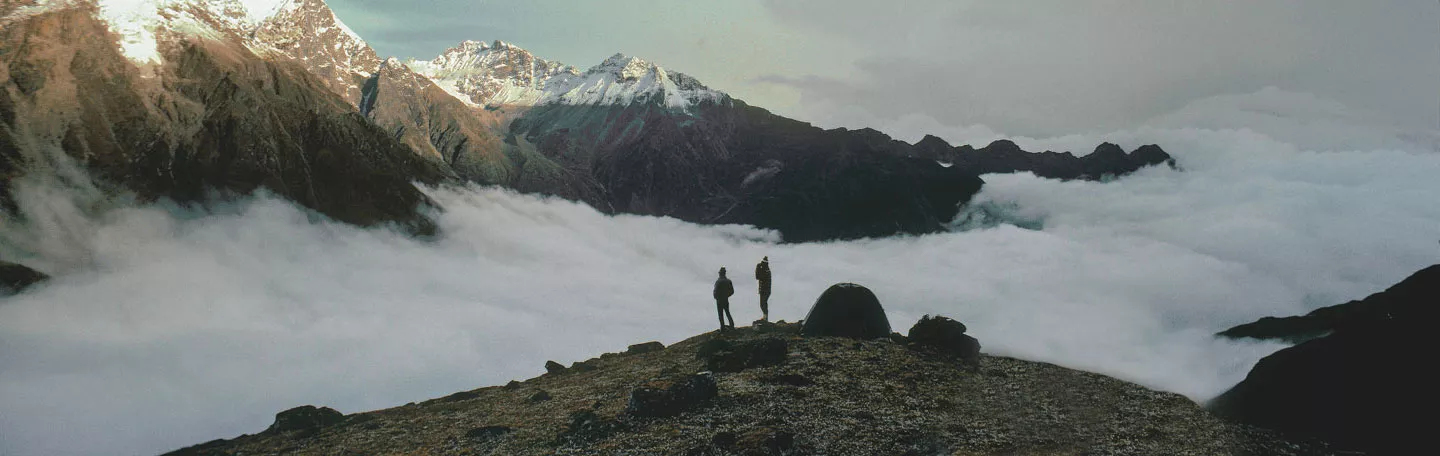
top-left (1210, 265), bottom-right (1440, 455)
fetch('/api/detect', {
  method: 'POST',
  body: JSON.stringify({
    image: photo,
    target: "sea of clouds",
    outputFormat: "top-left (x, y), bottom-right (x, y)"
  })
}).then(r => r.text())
top-left (2, 89), bottom-right (1439, 455)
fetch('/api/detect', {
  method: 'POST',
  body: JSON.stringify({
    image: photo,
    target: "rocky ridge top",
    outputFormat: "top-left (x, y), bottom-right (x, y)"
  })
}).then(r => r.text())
top-left (168, 322), bottom-right (1334, 455)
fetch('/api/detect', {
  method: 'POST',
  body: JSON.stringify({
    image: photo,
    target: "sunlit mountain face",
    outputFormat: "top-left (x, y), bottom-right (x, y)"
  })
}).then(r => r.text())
top-left (2, 1), bottom-right (1437, 455)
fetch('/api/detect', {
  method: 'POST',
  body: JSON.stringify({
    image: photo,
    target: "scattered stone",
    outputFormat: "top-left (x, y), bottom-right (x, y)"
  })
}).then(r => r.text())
top-left (527, 390), bottom-right (552, 403)
top-left (896, 431), bottom-right (951, 456)
top-left (659, 364), bottom-right (684, 376)
top-left (624, 372), bottom-right (718, 418)
top-left (560, 409), bottom-right (616, 445)
top-left (742, 338), bottom-right (788, 367)
top-left (907, 315), bottom-right (981, 365)
top-left (735, 427), bottom-right (796, 455)
top-left (762, 373), bottom-right (814, 387)
top-left (626, 341), bottom-right (665, 355)
top-left (0, 261), bottom-right (48, 296)
top-left (697, 338), bottom-right (732, 360)
top-left (699, 337), bottom-right (789, 373)
top-left (544, 360), bottom-right (567, 374)
top-left (464, 426), bottom-right (512, 442)
top-left (711, 431), bottom-right (738, 448)
top-left (265, 406), bottom-right (344, 436)
top-left (799, 283), bottom-right (892, 339)
top-left (754, 320), bottom-right (800, 334)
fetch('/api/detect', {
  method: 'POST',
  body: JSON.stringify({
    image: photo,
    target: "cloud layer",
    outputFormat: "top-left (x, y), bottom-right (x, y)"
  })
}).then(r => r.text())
top-left (3, 106), bottom-right (1439, 455)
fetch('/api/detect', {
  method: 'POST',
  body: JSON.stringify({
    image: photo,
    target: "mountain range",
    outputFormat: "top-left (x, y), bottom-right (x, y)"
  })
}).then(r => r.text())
top-left (1, 0), bottom-right (1173, 242)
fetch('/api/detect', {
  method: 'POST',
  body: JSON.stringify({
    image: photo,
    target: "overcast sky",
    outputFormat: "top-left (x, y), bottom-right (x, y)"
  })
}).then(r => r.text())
top-left (327, 0), bottom-right (1440, 139)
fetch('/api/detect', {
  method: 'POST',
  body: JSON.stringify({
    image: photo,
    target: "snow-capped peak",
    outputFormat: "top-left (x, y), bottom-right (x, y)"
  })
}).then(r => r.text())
top-left (407, 39), bottom-right (581, 107)
top-left (91, 0), bottom-right (296, 64)
top-left (411, 41), bottom-right (727, 111)
top-left (456, 40), bottom-right (490, 51)
top-left (590, 53), bottom-right (655, 81)
top-left (83, 0), bottom-right (373, 75)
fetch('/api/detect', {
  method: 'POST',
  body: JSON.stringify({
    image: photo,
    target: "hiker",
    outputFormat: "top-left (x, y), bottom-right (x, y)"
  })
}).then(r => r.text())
top-left (714, 267), bottom-right (736, 329)
top-left (755, 256), bottom-right (772, 321)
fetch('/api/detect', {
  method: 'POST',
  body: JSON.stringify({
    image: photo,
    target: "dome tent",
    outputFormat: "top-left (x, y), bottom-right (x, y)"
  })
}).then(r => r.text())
top-left (799, 283), bottom-right (891, 338)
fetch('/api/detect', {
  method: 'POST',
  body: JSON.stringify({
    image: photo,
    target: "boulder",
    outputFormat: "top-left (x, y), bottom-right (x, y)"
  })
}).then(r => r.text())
top-left (526, 390), bottom-right (552, 403)
top-left (735, 427), bottom-right (797, 455)
top-left (697, 337), bottom-right (789, 373)
top-left (464, 426), bottom-right (512, 442)
top-left (754, 320), bottom-right (799, 334)
top-left (763, 373), bottom-right (814, 387)
top-left (907, 315), bottom-right (981, 364)
top-left (624, 372), bottom-right (718, 418)
top-left (265, 406), bottom-right (344, 435)
top-left (626, 341), bottom-right (665, 355)
top-left (799, 283), bottom-right (891, 339)
top-left (707, 428), bottom-right (797, 455)
top-left (544, 360), bottom-right (567, 374)
top-left (560, 409), bottom-right (616, 445)
top-left (711, 431), bottom-right (738, 448)
top-left (0, 261), bottom-right (48, 296)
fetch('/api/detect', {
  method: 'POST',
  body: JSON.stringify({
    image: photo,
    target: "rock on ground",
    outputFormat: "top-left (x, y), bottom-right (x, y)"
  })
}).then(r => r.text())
top-left (0, 260), bottom-right (48, 296)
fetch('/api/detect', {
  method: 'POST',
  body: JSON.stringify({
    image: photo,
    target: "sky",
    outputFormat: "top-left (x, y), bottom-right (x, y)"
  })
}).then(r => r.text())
top-left (328, 0), bottom-right (1440, 140)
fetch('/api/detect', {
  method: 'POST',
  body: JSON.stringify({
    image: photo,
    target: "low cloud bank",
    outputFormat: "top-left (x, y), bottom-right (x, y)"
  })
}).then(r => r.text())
top-left (2, 111), bottom-right (1438, 455)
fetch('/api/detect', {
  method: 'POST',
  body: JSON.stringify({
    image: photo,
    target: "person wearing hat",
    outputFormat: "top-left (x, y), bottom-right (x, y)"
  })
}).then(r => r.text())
top-left (713, 267), bottom-right (735, 330)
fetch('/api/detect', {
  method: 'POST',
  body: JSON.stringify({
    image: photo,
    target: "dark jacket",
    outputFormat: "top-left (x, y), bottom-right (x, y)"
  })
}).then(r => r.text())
top-left (714, 277), bottom-right (734, 299)
top-left (756, 262), bottom-right (772, 294)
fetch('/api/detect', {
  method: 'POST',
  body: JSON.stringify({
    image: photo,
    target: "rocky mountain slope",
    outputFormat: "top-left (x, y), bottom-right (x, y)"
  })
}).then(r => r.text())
top-left (167, 321), bottom-right (1331, 455)
top-left (2, 0), bottom-right (1175, 245)
top-left (1217, 265), bottom-right (1439, 344)
top-left (1, 0), bottom-right (450, 235)
top-left (0, 260), bottom-right (47, 295)
top-left (1210, 264), bottom-right (1439, 455)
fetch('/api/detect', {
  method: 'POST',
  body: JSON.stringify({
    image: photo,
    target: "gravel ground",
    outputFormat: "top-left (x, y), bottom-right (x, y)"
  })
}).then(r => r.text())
top-left (168, 323), bottom-right (1342, 455)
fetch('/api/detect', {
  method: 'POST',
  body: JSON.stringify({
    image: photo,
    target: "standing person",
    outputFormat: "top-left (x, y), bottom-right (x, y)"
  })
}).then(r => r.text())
top-left (755, 256), bottom-right (772, 321)
top-left (714, 267), bottom-right (735, 330)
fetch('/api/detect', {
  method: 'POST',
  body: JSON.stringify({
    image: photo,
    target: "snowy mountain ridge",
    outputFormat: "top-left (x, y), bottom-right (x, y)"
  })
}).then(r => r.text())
top-left (17, 0), bottom-right (376, 82)
top-left (408, 39), bottom-right (728, 111)
top-left (83, 0), bottom-right (296, 63)
top-left (20, 1), bottom-right (725, 111)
